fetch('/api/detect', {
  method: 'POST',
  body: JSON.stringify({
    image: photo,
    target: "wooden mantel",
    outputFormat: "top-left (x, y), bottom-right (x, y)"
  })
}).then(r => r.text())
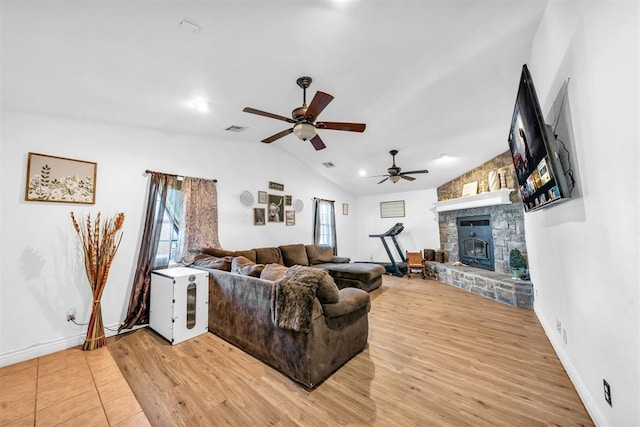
top-left (434, 188), bottom-right (514, 212)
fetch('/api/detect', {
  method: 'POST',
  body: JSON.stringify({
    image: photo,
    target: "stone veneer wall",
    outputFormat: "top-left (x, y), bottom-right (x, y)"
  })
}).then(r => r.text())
top-left (437, 150), bottom-right (528, 273)
top-left (437, 150), bottom-right (519, 201)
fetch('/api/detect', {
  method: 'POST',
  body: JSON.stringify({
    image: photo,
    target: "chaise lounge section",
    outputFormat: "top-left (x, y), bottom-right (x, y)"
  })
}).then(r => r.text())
top-left (200, 243), bottom-right (385, 292)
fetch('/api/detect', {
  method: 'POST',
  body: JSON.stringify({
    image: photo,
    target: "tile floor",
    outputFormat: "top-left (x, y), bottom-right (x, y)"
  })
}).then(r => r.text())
top-left (0, 346), bottom-right (150, 426)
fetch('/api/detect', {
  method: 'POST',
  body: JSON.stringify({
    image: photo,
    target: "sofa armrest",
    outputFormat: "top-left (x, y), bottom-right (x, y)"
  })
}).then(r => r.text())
top-left (321, 288), bottom-right (370, 318)
top-left (330, 256), bottom-right (351, 263)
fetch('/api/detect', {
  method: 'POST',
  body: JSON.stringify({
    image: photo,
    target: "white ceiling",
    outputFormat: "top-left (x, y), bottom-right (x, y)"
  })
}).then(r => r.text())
top-left (1, 0), bottom-right (548, 196)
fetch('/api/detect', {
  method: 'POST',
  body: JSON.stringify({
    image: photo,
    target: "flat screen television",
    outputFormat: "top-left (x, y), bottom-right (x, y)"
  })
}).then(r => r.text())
top-left (508, 64), bottom-right (571, 212)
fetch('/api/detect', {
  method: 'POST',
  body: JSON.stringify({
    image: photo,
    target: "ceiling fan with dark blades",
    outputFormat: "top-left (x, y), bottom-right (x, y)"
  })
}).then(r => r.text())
top-left (242, 76), bottom-right (366, 151)
top-left (373, 150), bottom-right (429, 184)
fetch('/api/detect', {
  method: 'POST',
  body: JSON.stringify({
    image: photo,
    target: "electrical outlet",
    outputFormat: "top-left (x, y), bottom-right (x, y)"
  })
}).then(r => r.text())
top-left (562, 328), bottom-right (568, 345)
top-left (67, 309), bottom-right (75, 322)
top-left (556, 319), bottom-right (562, 333)
top-left (603, 379), bottom-right (612, 407)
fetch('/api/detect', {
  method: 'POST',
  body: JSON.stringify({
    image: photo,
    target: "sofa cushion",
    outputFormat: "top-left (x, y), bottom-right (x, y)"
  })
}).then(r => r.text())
top-left (317, 274), bottom-right (340, 304)
top-left (201, 247), bottom-right (235, 258)
top-left (260, 263), bottom-right (289, 281)
top-left (253, 247), bottom-right (283, 265)
top-left (279, 244), bottom-right (309, 267)
top-left (191, 254), bottom-right (232, 271)
top-left (202, 248), bottom-right (257, 263)
top-left (322, 288), bottom-right (370, 318)
top-left (315, 245), bottom-right (336, 262)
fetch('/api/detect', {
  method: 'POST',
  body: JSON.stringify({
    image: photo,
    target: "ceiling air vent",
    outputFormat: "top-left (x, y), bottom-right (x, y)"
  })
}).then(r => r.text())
top-left (322, 162), bottom-right (336, 168)
top-left (225, 125), bottom-right (247, 132)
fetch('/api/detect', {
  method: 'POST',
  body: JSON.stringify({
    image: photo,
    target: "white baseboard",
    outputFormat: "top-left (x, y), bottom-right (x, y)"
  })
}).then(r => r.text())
top-left (0, 323), bottom-right (145, 368)
top-left (534, 307), bottom-right (605, 426)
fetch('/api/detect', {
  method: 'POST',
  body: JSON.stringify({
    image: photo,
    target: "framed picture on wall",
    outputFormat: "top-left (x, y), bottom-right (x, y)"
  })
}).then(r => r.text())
top-left (25, 152), bottom-right (97, 204)
top-left (285, 210), bottom-right (295, 226)
top-left (258, 191), bottom-right (267, 204)
top-left (380, 200), bottom-right (405, 218)
top-left (253, 208), bottom-right (266, 225)
top-left (267, 194), bottom-right (285, 222)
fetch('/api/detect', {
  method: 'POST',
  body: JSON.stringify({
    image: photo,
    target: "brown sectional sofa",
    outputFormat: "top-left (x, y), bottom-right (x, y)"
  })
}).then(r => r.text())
top-left (201, 243), bottom-right (385, 292)
top-left (192, 262), bottom-right (371, 388)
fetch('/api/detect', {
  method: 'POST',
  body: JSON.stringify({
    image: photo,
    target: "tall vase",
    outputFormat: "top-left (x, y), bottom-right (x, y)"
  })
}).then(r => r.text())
top-left (488, 170), bottom-right (500, 191)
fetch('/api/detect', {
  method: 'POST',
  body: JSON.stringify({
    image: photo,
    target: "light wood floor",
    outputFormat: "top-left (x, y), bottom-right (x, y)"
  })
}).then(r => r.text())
top-left (0, 346), bottom-right (150, 426)
top-left (107, 275), bottom-right (593, 426)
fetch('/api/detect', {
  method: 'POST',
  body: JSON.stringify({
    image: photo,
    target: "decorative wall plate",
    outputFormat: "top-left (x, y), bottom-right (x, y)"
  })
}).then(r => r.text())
top-left (240, 190), bottom-right (254, 207)
top-left (293, 198), bottom-right (304, 213)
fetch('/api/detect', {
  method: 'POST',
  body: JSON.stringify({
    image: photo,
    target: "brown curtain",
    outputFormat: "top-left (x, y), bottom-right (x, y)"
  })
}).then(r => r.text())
top-left (175, 176), bottom-right (220, 264)
top-left (120, 173), bottom-right (179, 331)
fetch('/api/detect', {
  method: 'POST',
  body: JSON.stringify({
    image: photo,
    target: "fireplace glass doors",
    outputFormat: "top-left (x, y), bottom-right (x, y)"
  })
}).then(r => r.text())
top-left (457, 215), bottom-right (494, 271)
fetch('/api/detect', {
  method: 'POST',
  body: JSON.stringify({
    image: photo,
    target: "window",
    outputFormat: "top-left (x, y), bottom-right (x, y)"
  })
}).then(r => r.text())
top-left (154, 179), bottom-right (182, 266)
top-left (313, 199), bottom-right (336, 250)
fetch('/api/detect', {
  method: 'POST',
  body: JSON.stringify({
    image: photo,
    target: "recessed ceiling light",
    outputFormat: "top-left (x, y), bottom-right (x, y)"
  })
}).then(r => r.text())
top-left (192, 100), bottom-right (211, 113)
top-left (358, 169), bottom-right (367, 177)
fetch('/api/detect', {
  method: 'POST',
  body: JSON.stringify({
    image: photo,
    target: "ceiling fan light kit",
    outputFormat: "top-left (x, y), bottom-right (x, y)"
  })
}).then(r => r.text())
top-left (293, 123), bottom-right (316, 140)
top-left (243, 76), bottom-right (366, 150)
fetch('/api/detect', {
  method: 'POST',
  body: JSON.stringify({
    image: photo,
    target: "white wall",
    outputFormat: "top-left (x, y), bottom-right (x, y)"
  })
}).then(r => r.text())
top-left (528, 1), bottom-right (639, 425)
top-left (354, 188), bottom-right (439, 263)
top-left (0, 111), bottom-right (357, 365)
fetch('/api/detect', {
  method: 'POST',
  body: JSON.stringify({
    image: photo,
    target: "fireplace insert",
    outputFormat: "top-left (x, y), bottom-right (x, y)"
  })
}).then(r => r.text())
top-left (457, 215), bottom-right (494, 271)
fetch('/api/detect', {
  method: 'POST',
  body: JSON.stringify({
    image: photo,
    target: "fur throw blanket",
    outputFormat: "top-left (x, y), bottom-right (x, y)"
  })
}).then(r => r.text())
top-left (271, 265), bottom-right (326, 333)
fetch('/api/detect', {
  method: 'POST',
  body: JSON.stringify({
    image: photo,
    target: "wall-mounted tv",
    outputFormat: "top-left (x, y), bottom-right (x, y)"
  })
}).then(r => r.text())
top-left (508, 64), bottom-right (571, 212)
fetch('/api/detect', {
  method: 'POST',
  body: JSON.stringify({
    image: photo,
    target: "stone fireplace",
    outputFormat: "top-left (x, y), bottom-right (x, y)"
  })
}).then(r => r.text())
top-left (427, 151), bottom-right (533, 309)
top-left (436, 151), bottom-right (527, 275)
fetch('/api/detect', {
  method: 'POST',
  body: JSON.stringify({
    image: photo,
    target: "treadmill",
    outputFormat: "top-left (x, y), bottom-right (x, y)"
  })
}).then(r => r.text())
top-left (368, 223), bottom-right (407, 277)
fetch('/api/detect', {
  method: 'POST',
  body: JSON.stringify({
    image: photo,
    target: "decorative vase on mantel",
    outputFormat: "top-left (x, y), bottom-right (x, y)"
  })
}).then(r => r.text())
top-left (70, 212), bottom-right (125, 351)
top-left (488, 170), bottom-right (500, 191)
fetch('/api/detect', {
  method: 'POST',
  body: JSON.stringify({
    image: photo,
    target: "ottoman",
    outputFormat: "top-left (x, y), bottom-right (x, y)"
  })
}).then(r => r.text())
top-left (319, 263), bottom-right (386, 292)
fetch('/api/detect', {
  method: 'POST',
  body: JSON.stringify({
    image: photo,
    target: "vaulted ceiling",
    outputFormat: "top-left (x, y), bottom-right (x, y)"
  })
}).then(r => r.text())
top-left (1, 0), bottom-right (548, 196)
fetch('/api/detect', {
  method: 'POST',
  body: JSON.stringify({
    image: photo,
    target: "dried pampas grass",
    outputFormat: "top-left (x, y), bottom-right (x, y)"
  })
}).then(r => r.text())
top-left (70, 211), bottom-right (125, 350)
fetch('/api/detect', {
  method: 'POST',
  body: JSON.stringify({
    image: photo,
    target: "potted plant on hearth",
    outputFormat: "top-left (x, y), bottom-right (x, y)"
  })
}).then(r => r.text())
top-left (509, 248), bottom-right (527, 279)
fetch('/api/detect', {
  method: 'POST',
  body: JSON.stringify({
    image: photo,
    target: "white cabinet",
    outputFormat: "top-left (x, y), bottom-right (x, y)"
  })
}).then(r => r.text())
top-left (150, 267), bottom-right (209, 345)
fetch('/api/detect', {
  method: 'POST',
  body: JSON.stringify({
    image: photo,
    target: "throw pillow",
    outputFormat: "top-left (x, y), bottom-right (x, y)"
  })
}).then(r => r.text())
top-left (317, 273), bottom-right (340, 304)
top-left (241, 263), bottom-right (265, 277)
top-left (231, 255), bottom-right (253, 272)
top-left (191, 255), bottom-right (232, 271)
top-left (260, 263), bottom-right (289, 281)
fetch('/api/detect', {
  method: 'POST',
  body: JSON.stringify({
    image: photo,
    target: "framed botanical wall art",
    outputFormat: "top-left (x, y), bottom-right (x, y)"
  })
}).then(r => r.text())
top-left (253, 208), bottom-right (266, 225)
top-left (25, 152), bottom-right (97, 204)
top-left (267, 194), bottom-right (284, 223)
top-left (285, 210), bottom-right (295, 226)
